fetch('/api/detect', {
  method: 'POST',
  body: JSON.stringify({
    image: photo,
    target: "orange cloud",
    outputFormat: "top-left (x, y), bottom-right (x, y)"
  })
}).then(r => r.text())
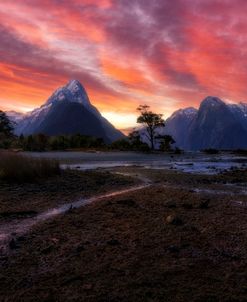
top-left (1, 0), bottom-right (247, 129)
top-left (101, 58), bottom-right (150, 87)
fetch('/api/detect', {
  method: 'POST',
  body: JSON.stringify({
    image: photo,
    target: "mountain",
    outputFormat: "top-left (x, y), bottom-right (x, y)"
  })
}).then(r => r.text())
top-left (164, 107), bottom-right (197, 149)
top-left (229, 102), bottom-right (247, 131)
top-left (6, 111), bottom-right (25, 124)
top-left (164, 96), bottom-right (247, 150)
top-left (8, 89), bottom-right (247, 150)
top-left (14, 80), bottom-right (124, 143)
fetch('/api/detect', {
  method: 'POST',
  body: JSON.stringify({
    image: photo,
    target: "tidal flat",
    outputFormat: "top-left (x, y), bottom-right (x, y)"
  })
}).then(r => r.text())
top-left (0, 152), bottom-right (247, 301)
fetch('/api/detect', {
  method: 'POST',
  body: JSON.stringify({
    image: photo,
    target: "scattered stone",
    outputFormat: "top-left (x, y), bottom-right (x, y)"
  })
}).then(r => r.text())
top-left (182, 203), bottom-right (193, 209)
top-left (0, 210), bottom-right (38, 219)
top-left (184, 225), bottom-right (199, 232)
top-left (41, 245), bottom-right (53, 254)
top-left (196, 294), bottom-right (219, 302)
top-left (9, 238), bottom-right (19, 250)
top-left (82, 283), bottom-right (93, 290)
top-left (76, 244), bottom-right (85, 253)
top-left (51, 237), bottom-right (59, 244)
top-left (166, 215), bottom-right (183, 226)
top-left (199, 199), bottom-right (210, 209)
top-left (0, 256), bottom-right (8, 262)
top-left (16, 236), bottom-right (26, 242)
top-left (166, 201), bottom-right (177, 208)
top-left (61, 276), bottom-right (83, 286)
top-left (167, 245), bottom-right (180, 253)
top-left (107, 239), bottom-right (120, 246)
top-left (216, 249), bottom-right (241, 260)
top-left (116, 199), bottom-right (137, 207)
top-left (65, 205), bottom-right (74, 214)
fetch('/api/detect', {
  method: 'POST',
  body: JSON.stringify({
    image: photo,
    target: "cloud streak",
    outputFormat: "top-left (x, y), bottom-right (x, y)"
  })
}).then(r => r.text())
top-left (0, 0), bottom-right (247, 127)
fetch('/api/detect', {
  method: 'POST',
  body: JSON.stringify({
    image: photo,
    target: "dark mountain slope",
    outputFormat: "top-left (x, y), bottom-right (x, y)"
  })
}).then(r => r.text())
top-left (36, 100), bottom-right (111, 142)
top-left (14, 80), bottom-right (124, 143)
top-left (187, 97), bottom-right (247, 150)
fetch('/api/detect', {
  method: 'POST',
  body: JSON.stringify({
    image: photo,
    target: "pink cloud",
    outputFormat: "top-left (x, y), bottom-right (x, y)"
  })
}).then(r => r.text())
top-left (1, 0), bottom-right (247, 127)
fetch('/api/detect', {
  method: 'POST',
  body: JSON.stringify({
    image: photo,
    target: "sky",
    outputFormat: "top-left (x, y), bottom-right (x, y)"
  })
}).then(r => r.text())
top-left (1, 0), bottom-right (247, 129)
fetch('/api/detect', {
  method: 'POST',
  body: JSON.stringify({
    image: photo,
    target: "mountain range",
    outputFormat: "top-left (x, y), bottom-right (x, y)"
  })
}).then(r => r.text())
top-left (164, 96), bottom-right (247, 150)
top-left (7, 80), bottom-right (124, 143)
top-left (5, 81), bottom-right (247, 150)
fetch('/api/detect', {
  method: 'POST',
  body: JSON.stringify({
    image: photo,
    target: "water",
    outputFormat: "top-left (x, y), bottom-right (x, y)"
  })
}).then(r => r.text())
top-left (26, 151), bottom-right (247, 174)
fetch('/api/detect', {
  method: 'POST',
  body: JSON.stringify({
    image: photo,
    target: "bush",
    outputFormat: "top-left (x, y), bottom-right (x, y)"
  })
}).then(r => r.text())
top-left (232, 149), bottom-right (247, 155)
top-left (174, 147), bottom-right (183, 154)
top-left (0, 152), bottom-right (60, 183)
top-left (110, 139), bottom-right (131, 151)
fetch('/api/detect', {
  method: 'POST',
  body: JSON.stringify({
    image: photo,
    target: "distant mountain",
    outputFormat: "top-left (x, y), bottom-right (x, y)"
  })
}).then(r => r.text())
top-left (164, 96), bottom-right (247, 150)
top-left (229, 102), bottom-right (247, 131)
top-left (7, 90), bottom-right (247, 149)
top-left (13, 80), bottom-right (124, 143)
top-left (164, 107), bottom-right (197, 149)
top-left (6, 111), bottom-right (25, 124)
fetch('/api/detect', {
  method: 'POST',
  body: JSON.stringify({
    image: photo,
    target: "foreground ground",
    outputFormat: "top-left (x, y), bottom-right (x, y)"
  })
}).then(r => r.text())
top-left (0, 169), bottom-right (136, 216)
top-left (0, 168), bottom-right (247, 301)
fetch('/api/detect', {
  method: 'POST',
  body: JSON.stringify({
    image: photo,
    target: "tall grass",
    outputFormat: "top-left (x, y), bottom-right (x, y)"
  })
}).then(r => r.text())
top-left (0, 152), bottom-right (60, 183)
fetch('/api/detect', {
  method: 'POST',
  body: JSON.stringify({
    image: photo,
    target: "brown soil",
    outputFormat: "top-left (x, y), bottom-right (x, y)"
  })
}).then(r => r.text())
top-left (0, 170), bottom-right (137, 218)
top-left (0, 168), bottom-right (247, 301)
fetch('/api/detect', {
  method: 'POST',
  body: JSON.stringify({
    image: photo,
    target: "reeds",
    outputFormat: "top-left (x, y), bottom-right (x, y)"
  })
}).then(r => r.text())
top-left (0, 152), bottom-right (60, 183)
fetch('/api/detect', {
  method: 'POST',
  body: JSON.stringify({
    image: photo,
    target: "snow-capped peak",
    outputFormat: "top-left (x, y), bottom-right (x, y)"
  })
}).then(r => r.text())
top-left (169, 107), bottom-right (197, 120)
top-left (66, 80), bottom-right (91, 106)
top-left (45, 80), bottom-right (91, 107)
top-left (201, 96), bottom-right (225, 108)
top-left (182, 107), bottom-right (198, 116)
top-left (238, 102), bottom-right (247, 113)
top-left (66, 80), bottom-right (83, 93)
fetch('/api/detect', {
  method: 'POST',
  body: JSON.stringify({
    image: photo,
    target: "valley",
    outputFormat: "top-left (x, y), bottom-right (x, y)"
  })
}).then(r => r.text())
top-left (1, 1), bottom-right (247, 301)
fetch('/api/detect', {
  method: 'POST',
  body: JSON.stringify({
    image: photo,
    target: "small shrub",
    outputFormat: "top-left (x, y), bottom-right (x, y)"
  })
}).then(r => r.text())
top-left (174, 147), bottom-right (183, 154)
top-left (0, 152), bottom-right (60, 183)
top-left (232, 149), bottom-right (247, 155)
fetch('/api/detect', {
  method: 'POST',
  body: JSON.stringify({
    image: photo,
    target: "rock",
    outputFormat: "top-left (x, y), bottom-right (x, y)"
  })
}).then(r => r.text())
top-left (107, 239), bottom-right (120, 246)
top-left (167, 245), bottom-right (180, 253)
top-left (116, 199), bottom-right (137, 207)
top-left (41, 245), bottom-right (53, 254)
top-left (76, 244), bottom-right (85, 253)
top-left (0, 210), bottom-right (38, 219)
top-left (9, 238), bottom-right (19, 250)
top-left (82, 283), bottom-right (93, 290)
top-left (51, 237), bottom-right (59, 244)
top-left (166, 215), bottom-right (183, 226)
top-left (16, 236), bottom-right (26, 242)
top-left (199, 199), bottom-right (210, 209)
top-left (166, 201), bottom-right (177, 208)
top-left (182, 203), bottom-right (193, 209)
top-left (66, 204), bottom-right (74, 213)
top-left (61, 276), bottom-right (83, 286)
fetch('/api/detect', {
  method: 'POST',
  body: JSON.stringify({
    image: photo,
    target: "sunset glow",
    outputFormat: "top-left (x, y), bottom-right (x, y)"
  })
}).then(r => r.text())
top-left (1, 0), bottom-right (247, 128)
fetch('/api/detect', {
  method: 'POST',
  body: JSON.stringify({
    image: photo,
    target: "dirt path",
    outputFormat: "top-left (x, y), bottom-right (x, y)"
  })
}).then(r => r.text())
top-left (1, 168), bottom-right (247, 301)
top-left (1, 168), bottom-right (247, 254)
top-left (0, 182), bottom-right (150, 253)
